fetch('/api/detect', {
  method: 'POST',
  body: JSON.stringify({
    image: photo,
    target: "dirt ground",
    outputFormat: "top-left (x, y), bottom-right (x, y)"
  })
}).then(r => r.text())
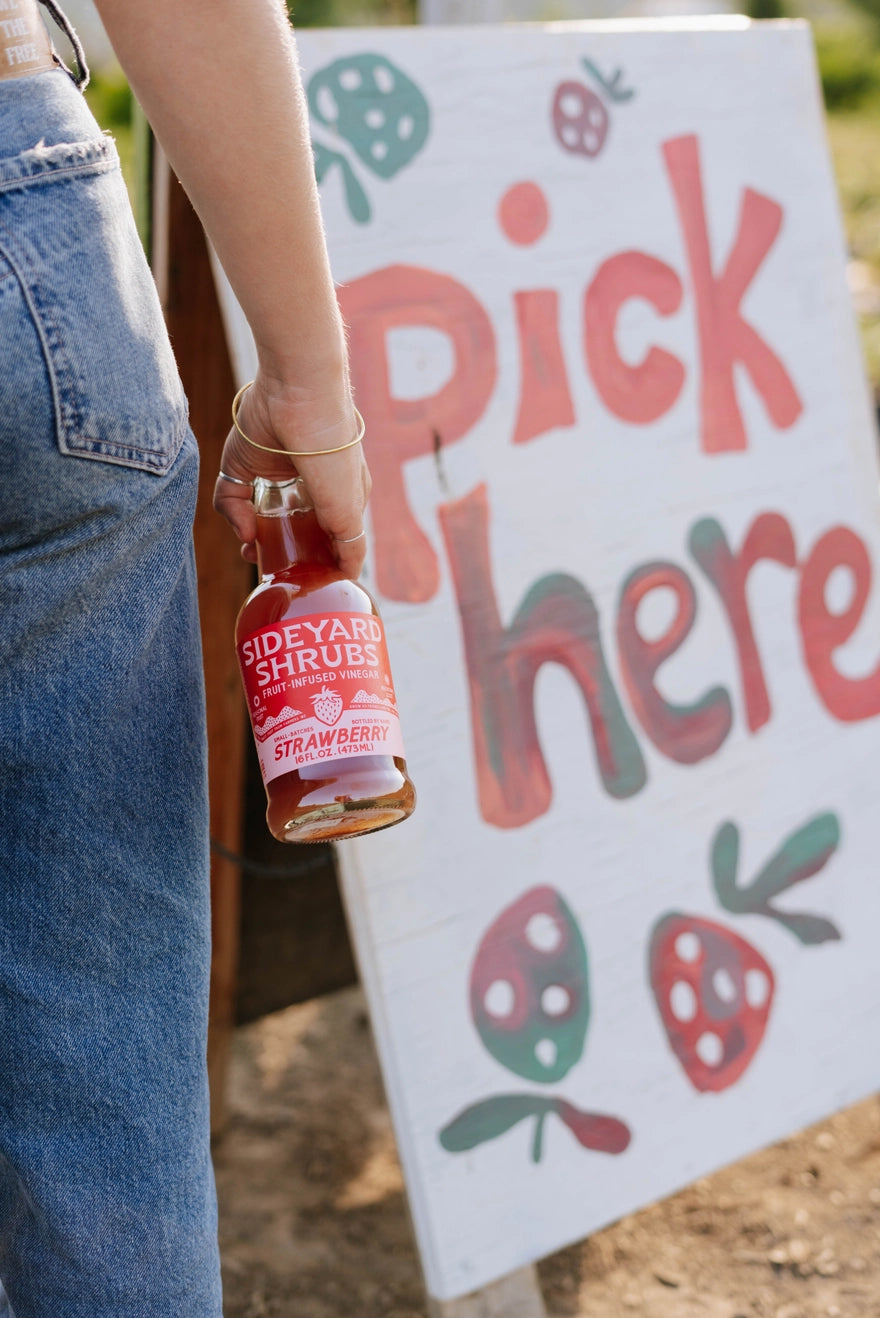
top-left (212, 985), bottom-right (880, 1318)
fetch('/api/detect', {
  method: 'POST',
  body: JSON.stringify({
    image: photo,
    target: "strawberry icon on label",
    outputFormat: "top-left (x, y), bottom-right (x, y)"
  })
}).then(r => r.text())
top-left (311, 685), bottom-right (344, 725)
top-left (648, 913), bottom-right (775, 1094)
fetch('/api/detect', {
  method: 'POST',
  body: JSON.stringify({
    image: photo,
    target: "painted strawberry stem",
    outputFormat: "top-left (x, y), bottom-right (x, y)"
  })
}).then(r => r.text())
top-left (581, 58), bottom-right (635, 103)
top-left (439, 1094), bottom-right (630, 1164)
top-left (711, 814), bottom-right (842, 944)
top-left (532, 1109), bottom-right (548, 1163)
top-left (312, 138), bottom-right (371, 224)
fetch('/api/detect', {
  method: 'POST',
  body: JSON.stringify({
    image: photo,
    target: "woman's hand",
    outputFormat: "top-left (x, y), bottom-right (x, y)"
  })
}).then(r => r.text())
top-left (212, 374), bottom-right (371, 580)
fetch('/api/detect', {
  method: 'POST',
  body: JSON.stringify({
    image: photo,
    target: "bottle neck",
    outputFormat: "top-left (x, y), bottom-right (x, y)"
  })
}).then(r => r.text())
top-left (252, 477), bottom-right (337, 578)
top-left (255, 505), bottom-right (338, 578)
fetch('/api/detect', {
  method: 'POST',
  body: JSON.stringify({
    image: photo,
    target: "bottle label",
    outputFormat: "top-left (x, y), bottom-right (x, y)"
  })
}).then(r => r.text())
top-left (238, 610), bottom-right (406, 784)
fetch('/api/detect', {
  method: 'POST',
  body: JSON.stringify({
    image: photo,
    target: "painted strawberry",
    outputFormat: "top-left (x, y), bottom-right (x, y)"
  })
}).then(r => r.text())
top-left (470, 885), bottom-right (590, 1084)
top-left (552, 80), bottom-right (609, 159)
top-left (551, 59), bottom-right (635, 161)
top-left (648, 913), bottom-right (775, 1094)
top-left (439, 886), bottom-right (631, 1163)
top-left (311, 685), bottom-right (344, 725)
top-left (309, 53), bottom-right (429, 179)
top-left (308, 53), bottom-right (430, 224)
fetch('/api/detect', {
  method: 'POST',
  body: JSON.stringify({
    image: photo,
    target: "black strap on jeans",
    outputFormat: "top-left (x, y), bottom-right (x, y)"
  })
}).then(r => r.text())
top-left (38, 0), bottom-right (89, 90)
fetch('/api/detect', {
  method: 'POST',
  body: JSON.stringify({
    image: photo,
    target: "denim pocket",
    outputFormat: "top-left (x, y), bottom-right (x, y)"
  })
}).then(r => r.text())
top-left (0, 136), bottom-right (188, 476)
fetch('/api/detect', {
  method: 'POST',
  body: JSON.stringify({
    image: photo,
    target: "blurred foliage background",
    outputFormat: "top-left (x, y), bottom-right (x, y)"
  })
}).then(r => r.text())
top-left (83, 0), bottom-right (880, 398)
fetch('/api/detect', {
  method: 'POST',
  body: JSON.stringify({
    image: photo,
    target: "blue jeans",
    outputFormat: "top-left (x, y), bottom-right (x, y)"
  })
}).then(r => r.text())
top-left (0, 71), bottom-right (221, 1315)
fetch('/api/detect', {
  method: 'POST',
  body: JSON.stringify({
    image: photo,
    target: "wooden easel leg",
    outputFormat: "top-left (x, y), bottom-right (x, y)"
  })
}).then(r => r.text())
top-left (427, 1265), bottom-right (548, 1318)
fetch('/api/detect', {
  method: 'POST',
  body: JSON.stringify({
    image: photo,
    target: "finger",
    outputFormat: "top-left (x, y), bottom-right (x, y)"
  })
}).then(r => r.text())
top-left (213, 472), bottom-right (258, 550)
top-left (332, 535), bottom-right (369, 580)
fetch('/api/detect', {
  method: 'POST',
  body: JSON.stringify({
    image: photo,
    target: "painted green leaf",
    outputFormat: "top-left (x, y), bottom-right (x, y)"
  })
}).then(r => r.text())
top-left (711, 814), bottom-right (842, 944)
top-left (439, 1094), bottom-right (632, 1164)
top-left (439, 1095), bottom-right (553, 1153)
top-left (749, 813), bottom-right (841, 904)
top-left (767, 911), bottom-right (842, 945)
top-left (711, 821), bottom-right (741, 903)
top-left (581, 58), bottom-right (636, 103)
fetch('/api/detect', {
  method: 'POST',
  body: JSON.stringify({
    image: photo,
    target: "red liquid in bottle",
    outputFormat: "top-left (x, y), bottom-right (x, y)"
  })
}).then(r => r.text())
top-left (236, 478), bottom-right (416, 843)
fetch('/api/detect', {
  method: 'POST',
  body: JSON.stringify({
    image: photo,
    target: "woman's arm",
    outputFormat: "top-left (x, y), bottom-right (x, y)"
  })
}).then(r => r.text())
top-left (92, 0), bottom-right (369, 576)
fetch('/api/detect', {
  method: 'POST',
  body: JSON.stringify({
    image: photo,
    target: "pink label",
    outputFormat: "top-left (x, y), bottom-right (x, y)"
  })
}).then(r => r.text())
top-left (238, 610), bottom-right (405, 784)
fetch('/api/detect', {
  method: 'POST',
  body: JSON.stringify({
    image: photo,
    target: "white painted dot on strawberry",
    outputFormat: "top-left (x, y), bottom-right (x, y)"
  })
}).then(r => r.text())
top-left (525, 912), bottom-right (563, 953)
top-left (669, 980), bottom-right (698, 1023)
top-left (712, 967), bottom-right (737, 1003)
top-left (535, 1038), bottom-right (558, 1069)
top-left (315, 86), bottom-right (338, 123)
top-left (695, 1032), bottom-right (724, 1067)
top-left (541, 985), bottom-right (571, 1017)
top-left (484, 980), bottom-right (516, 1018)
top-left (649, 913), bottom-right (775, 1093)
top-left (674, 931), bottom-right (701, 963)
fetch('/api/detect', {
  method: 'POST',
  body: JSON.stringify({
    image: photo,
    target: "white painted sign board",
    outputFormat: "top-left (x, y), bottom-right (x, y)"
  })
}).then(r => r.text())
top-left (214, 20), bottom-right (880, 1301)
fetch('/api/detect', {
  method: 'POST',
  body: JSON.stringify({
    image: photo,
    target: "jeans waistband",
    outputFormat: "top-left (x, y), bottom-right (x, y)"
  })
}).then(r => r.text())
top-left (0, 131), bottom-right (116, 194)
top-left (0, 67), bottom-right (102, 161)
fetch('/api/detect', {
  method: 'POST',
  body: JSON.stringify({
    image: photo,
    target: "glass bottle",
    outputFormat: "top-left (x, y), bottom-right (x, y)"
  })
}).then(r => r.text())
top-left (236, 477), bottom-right (416, 843)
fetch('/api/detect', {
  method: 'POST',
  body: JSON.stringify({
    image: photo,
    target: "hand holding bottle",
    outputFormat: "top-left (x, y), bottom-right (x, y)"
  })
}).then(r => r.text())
top-left (237, 476), bottom-right (416, 843)
top-left (213, 372), bottom-right (372, 580)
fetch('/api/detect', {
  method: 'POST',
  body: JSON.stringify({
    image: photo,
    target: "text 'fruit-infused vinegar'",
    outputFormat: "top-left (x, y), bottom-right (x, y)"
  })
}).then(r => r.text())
top-left (236, 477), bottom-right (416, 843)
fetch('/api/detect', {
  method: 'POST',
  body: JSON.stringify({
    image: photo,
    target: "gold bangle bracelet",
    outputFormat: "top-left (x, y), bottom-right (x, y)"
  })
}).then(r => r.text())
top-left (231, 382), bottom-right (365, 457)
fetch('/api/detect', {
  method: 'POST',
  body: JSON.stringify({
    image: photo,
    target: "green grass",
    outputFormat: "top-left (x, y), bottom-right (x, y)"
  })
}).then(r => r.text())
top-left (826, 109), bottom-right (880, 394)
